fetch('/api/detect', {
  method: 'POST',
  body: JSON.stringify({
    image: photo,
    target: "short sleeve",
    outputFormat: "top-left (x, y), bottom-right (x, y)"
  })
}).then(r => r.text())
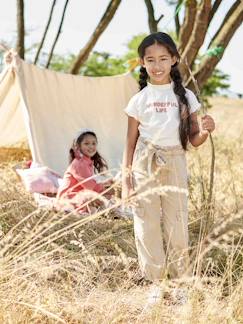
top-left (186, 89), bottom-right (201, 114)
top-left (124, 95), bottom-right (139, 120)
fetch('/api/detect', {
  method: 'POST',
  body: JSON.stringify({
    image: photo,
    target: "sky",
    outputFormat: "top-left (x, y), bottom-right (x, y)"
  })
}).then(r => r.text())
top-left (0, 0), bottom-right (242, 94)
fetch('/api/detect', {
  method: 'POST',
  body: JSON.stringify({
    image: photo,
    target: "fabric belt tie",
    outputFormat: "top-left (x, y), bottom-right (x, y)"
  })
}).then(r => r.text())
top-left (137, 138), bottom-right (167, 177)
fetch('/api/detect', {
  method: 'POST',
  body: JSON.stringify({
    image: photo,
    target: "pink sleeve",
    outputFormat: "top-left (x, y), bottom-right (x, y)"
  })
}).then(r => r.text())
top-left (70, 159), bottom-right (104, 193)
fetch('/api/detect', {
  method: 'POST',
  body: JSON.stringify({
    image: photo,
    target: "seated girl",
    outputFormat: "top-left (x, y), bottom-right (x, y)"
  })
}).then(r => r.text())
top-left (56, 128), bottom-right (113, 214)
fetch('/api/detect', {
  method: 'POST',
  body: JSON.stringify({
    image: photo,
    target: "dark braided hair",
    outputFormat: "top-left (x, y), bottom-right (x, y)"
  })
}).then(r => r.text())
top-left (69, 131), bottom-right (108, 173)
top-left (139, 66), bottom-right (148, 90)
top-left (137, 32), bottom-right (191, 150)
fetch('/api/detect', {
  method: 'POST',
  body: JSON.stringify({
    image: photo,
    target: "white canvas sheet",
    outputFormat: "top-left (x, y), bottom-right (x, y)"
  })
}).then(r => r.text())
top-left (0, 59), bottom-right (138, 174)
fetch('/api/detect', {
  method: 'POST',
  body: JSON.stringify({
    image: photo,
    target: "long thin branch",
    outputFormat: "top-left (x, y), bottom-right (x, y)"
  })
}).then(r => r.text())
top-left (45, 0), bottom-right (69, 68)
top-left (34, 0), bottom-right (56, 65)
top-left (16, 0), bottom-right (25, 59)
top-left (208, 0), bottom-right (240, 49)
top-left (184, 58), bottom-right (215, 238)
top-left (208, 0), bottom-right (223, 26)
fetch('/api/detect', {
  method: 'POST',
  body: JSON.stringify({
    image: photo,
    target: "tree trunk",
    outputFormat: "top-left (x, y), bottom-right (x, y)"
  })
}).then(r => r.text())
top-left (70, 0), bottom-right (122, 75)
top-left (208, 0), bottom-right (240, 48)
top-left (178, 0), bottom-right (197, 54)
top-left (16, 0), bottom-right (25, 59)
top-left (45, 0), bottom-right (69, 68)
top-left (208, 0), bottom-right (223, 26)
top-left (144, 0), bottom-right (164, 33)
top-left (180, 0), bottom-right (211, 80)
top-left (34, 0), bottom-right (57, 65)
top-left (186, 0), bottom-right (243, 91)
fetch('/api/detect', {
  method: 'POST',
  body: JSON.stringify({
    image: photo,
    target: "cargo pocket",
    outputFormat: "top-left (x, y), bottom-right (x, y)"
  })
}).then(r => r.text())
top-left (132, 146), bottom-right (148, 179)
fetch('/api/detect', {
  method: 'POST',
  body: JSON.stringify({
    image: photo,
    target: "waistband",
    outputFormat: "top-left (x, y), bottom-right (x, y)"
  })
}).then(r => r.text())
top-left (134, 137), bottom-right (185, 176)
top-left (137, 137), bottom-right (184, 154)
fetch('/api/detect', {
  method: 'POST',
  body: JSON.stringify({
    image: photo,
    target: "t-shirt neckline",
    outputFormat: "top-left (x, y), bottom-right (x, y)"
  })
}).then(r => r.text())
top-left (147, 81), bottom-right (173, 90)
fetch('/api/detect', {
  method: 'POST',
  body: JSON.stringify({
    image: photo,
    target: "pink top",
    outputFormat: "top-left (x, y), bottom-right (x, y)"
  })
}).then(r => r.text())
top-left (57, 156), bottom-right (104, 199)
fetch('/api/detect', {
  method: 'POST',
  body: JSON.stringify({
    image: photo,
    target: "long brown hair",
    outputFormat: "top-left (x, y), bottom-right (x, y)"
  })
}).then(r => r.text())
top-left (137, 32), bottom-right (191, 150)
top-left (69, 131), bottom-right (108, 173)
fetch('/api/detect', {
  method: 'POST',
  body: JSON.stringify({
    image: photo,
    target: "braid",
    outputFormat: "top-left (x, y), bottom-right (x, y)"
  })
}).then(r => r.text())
top-left (139, 66), bottom-right (148, 90)
top-left (170, 65), bottom-right (191, 150)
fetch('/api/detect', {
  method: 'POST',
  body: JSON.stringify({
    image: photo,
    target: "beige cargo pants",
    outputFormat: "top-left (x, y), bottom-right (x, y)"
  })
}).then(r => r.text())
top-left (132, 137), bottom-right (191, 281)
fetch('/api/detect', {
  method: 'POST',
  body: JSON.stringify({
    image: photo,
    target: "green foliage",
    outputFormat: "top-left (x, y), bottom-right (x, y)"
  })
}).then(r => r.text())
top-left (190, 51), bottom-right (230, 103)
top-left (49, 34), bottom-right (147, 77)
top-left (49, 53), bottom-right (76, 72)
top-left (45, 33), bottom-right (230, 98)
top-left (80, 51), bottom-right (126, 76)
top-left (123, 33), bottom-right (147, 60)
top-left (202, 68), bottom-right (230, 97)
top-left (78, 34), bottom-right (148, 77)
top-left (199, 69), bottom-right (230, 108)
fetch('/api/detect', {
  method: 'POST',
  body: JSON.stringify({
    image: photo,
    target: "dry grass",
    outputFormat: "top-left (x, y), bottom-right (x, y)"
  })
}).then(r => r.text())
top-left (0, 96), bottom-right (242, 323)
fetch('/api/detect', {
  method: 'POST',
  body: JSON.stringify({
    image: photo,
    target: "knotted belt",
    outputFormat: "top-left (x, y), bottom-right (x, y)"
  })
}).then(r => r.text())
top-left (134, 137), bottom-right (183, 177)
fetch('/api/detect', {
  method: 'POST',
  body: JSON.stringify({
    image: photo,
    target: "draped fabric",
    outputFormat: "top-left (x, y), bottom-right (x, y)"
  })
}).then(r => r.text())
top-left (0, 58), bottom-right (138, 174)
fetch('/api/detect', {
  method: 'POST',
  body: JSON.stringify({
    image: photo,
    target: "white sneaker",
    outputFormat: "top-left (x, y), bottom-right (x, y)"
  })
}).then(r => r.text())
top-left (120, 206), bottom-right (134, 218)
top-left (146, 284), bottom-right (163, 306)
top-left (171, 287), bottom-right (188, 305)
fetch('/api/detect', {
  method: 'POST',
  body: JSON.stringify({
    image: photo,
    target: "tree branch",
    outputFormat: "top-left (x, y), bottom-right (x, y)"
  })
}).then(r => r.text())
top-left (208, 0), bottom-right (223, 26)
top-left (178, 0), bottom-right (197, 54)
top-left (45, 0), bottom-right (69, 68)
top-left (34, 0), bottom-right (57, 65)
top-left (186, 0), bottom-right (243, 90)
top-left (70, 0), bottom-right (121, 75)
top-left (144, 0), bottom-right (164, 33)
top-left (174, 0), bottom-right (182, 38)
top-left (180, 0), bottom-right (211, 79)
top-left (16, 0), bottom-right (25, 59)
top-left (208, 0), bottom-right (240, 48)
top-left (157, 13), bottom-right (164, 24)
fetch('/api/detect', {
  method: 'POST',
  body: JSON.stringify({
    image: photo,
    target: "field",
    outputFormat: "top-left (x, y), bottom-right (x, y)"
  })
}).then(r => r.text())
top-left (0, 97), bottom-right (242, 323)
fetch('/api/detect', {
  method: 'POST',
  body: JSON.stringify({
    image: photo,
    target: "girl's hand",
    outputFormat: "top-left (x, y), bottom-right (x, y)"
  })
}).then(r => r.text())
top-left (103, 179), bottom-right (115, 198)
top-left (122, 174), bottom-right (134, 200)
top-left (4, 51), bottom-right (13, 65)
top-left (201, 114), bottom-right (215, 135)
top-left (104, 188), bottom-right (115, 198)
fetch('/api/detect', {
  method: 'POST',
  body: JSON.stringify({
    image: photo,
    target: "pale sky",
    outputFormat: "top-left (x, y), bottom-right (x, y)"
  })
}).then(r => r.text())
top-left (0, 0), bottom-right (242, 93)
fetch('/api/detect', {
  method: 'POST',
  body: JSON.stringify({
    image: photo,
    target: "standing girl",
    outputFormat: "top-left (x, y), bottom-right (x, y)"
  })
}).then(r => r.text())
top-left (57, 128), bottom-right (113, 214)
top-left (123, 32), bottom-right (215, 281)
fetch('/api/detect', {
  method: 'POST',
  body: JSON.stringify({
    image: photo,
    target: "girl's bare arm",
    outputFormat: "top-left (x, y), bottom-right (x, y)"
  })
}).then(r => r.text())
top-left (123, 117), bottom-right (139, 168)
top-left (122, 116), bottom-right (139, 196)
top-left (189, 112), bottom-right (215, 147)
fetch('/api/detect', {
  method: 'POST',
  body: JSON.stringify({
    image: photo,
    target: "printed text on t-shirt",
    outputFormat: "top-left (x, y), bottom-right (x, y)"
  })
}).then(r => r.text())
top-left (146, 101), bottom-right (178, 113)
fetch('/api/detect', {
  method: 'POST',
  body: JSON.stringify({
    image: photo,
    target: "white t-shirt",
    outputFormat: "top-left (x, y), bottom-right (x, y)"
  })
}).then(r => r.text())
top-left (125, 82), bottom-right (201, 147)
